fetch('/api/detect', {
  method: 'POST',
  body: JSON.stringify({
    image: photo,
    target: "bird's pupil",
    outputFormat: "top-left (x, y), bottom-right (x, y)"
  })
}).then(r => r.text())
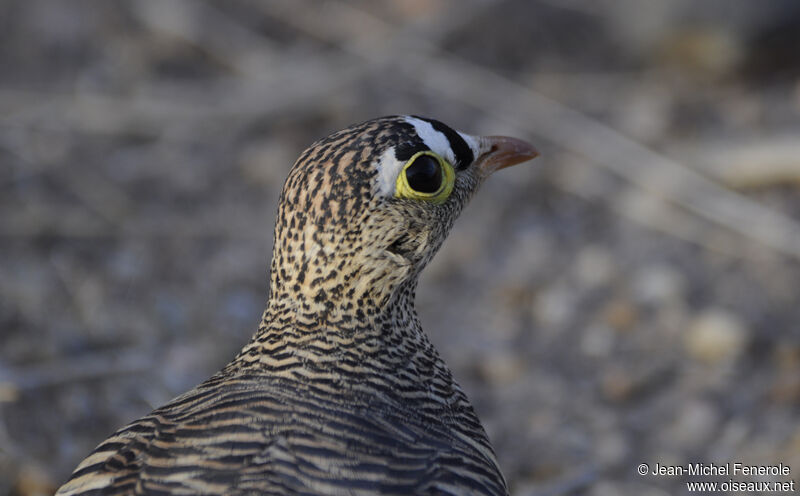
top-left (405, 155), bottom-right (442, 193)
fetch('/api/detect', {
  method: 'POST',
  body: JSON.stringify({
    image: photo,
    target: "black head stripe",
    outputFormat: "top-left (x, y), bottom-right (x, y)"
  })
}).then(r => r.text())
top-left (411, 116), bottom-right (474, 170)
top-left (394, 140), bottom-right (421, 163)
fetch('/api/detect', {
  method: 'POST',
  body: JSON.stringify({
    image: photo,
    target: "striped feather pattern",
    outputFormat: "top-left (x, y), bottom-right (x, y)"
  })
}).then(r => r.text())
top-left (60, 371), bottom-right (505, 495)
top-left (57, 117), bottom-right (515, 495)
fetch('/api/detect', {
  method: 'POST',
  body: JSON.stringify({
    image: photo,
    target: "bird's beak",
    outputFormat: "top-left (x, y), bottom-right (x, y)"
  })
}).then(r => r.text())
top-left (477, 136), bottom-right (539, 175)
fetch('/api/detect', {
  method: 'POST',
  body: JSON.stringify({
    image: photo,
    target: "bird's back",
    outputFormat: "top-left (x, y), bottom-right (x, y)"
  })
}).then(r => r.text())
top-left (57, 370), bottom-right (507, 495)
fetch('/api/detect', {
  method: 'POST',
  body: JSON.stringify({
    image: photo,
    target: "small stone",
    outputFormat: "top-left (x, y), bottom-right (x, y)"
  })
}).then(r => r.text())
top-left (684, 310), bottom-right (748, 364)
top-left (580, 324), bottom-right (615, 358)
top-left (633, 265), bottom-right (686, 305)
top-left (601, 368), bottom-right (634, 402)
top-left (774, 343), bottom-right (800, 370)
top-left (771, 342), bottom-right (800, 403)
top-left (668, 400), bottom-right (720, 448)
top-left (527, 411), bottom-right (558, 437)
top-left (602, 300), bottom-right (638, 333)
top-left (659, 27), bottom-right (741, 78)
top-left (477, 352), bottom-right (525, 385)
top-left (532, 284), bottom-right (575, 329)
top-left (574, 246), bottom-right (615, 288)
top-left (11, 464), bottom-right (56, 496)
top-left (770, 371), bottom-right (800, 404)
top-left (595, 432), bottom-right (628, 466)
top-left (0, 381), bottom-right (19, 403)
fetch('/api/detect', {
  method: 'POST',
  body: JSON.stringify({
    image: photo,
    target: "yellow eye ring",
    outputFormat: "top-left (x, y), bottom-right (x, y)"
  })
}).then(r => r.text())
top-left (394, 151), bottom-right (455, 204)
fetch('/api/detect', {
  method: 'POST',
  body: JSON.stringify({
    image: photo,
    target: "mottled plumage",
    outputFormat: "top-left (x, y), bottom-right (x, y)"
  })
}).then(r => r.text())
top-left (57, 116), bottom-right (537, 496)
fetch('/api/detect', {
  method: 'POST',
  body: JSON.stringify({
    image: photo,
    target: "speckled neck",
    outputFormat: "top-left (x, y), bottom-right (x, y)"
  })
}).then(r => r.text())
top-left (231, 274), bottom-right (429, 373)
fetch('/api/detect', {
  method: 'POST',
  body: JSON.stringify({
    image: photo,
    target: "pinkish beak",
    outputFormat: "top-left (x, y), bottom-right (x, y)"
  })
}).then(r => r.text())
top-left (477, 135), bottom-right (539, 175)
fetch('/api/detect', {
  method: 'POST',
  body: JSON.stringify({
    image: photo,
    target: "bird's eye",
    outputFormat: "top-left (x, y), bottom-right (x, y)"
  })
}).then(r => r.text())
top-left (405, 155), bottom-right (442, 193)
top-left (394, 152), bottom-right (455, 204)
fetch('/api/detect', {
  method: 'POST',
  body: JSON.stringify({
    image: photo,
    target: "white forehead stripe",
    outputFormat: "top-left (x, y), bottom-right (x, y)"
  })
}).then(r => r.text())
top-left (457, 131), bottom-right (481, 160)
top-left (404, 116), bottom-right (457, 166)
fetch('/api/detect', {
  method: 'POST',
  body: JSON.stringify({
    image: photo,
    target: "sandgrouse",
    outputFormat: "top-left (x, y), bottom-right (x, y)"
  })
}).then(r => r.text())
top-left (57, 116), bottom-right (538, 495)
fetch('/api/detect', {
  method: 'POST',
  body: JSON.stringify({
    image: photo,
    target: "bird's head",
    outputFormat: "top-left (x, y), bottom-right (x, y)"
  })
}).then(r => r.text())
top-left (270, 115), bottom-right (537, 312)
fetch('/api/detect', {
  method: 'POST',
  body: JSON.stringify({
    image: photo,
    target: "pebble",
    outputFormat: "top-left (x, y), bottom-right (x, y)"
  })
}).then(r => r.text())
top-left (668, 399), bottom-right (720, 448)
top-left (771, 345), bottom-right (800, 402)
top-left (532, 283), bottom-right (576, 330)
top-left (601, 367), bottom-right (635, 402)
top-left (770, 371), bottom-right (800, 404)
top-left (580, 324), bottom-right (615, 358)
top-left (477, 351), bottom-right (526, 385)
top-left (602, 299), bottom-right (638, 333)
top-left (0, 381), bottom-right (19, 403)
top-left (658, 26), bottom-right (741, 78)
top-left (595, 432), bottom-right (629, 466)
top-left (574, 246), bottom-right (615, 288)
top-left (684, 310), bottom-right (749, 364)
top-left (633, 265), bottom-right (686, 305)
top-left (774, 343), bottom-right (800, 370)
top-left (11, 465), bottom-right (56, 496)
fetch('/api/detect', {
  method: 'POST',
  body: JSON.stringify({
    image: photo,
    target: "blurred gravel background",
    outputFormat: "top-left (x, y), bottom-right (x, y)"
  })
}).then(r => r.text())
top-left (2, 1), bottom-right (800, 495)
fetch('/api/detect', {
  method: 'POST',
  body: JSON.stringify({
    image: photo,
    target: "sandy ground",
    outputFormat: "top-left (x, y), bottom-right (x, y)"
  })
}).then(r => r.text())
top-left (2, 1), bottom-right (800, 495)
